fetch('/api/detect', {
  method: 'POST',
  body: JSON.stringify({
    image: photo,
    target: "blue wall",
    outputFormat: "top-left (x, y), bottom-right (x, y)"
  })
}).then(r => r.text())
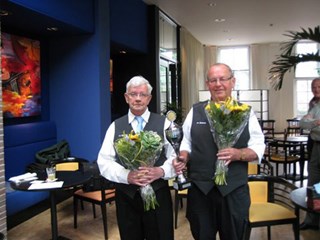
top-left (49, 0), bottom-right (110, 161)
top-left (110, 0), bottom-right (148, 53)
top-left (9, 0), bottom-right (94, 32)
top-left (2, 0), bottom-right (151, 161)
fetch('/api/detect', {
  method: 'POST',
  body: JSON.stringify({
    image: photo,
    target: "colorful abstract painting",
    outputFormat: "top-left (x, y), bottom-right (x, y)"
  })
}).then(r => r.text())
top-left (1, 32), bottom-right (41, 118)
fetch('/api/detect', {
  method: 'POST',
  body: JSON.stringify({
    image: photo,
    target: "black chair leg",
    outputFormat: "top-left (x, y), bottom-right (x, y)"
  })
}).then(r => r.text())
top-left (267, 226), bottom-right (271, 240)
top-left (73, 197), bottom-right (78, 229)
top-left (92, 203), bottom-right (96, 218)
top-left (243, 225), bottom-right (251, 240)
top-left (174, 191), bottom-right (179, 229)
top-left (293, 222), bottom-right (300, 240)
top-left (101, 203), bottom-right (108, 240)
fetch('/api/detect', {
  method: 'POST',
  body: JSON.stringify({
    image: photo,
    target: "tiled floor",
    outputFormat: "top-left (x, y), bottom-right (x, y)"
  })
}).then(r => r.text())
top-left (6, 159), bottom-right (320, 240)
top-left (7, 190), bottom-right (320, 240)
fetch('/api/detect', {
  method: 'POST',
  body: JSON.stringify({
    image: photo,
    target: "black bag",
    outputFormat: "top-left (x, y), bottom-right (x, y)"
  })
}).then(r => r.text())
top-left (35, 140), bottom-right (71, 165)
top-left (82, 161), bottom-right (102, 192)
top-left (26, 162), bottom-right (49, 175)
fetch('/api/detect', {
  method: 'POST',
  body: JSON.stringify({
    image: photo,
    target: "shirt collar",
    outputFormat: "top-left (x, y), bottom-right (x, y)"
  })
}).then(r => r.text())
top-left (128, 109), bottom-right (150, 124)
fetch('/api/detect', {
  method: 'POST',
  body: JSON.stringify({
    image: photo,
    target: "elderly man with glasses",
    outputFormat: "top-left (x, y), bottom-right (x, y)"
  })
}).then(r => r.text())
top-left (97, 75), bottom-right (176, 240)
top-left (174, 63), bottom-right (265, 240)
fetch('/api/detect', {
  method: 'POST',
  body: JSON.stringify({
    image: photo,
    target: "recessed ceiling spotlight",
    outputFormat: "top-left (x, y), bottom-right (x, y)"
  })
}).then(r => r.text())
top-left (119, 50), bottom-right (127, 54)
top-left (208, 2), bottom-right (217, 7)
top-left (223, 30), bottom-right (230, 33)
top-left (0, 10), bottom-right (12, 16)
top-left (227, 38), bottom-right (233, 41)
top-left (214, 18), bottom-right (226, 23)
top-left (46, 27), bottom-right (59, 31)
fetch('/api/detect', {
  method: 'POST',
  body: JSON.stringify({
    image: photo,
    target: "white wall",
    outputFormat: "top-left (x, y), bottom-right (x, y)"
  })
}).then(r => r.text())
top-left (181, 32), bottom-right (297, 133)
top-left (251, 43), bottom-right (296, 132)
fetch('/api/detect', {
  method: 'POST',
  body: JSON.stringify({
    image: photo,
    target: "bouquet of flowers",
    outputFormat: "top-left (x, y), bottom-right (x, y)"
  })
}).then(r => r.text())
top-left (114, 130), bottom-right (163, 211)
top-left (205, 97), bottom-right (251, 185)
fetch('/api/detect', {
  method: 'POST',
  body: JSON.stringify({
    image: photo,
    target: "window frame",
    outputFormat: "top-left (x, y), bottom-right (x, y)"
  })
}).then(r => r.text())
top-left (217, 45), bottom-right (251, 90)
top-left (295, 41), bottom-right (320, 117)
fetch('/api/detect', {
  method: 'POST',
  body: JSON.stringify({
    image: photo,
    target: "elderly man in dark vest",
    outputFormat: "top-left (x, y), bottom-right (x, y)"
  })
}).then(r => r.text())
top-left (174, 63), bottom-right (265, 240)
top-left (97, 76), bottom-right (176, 240)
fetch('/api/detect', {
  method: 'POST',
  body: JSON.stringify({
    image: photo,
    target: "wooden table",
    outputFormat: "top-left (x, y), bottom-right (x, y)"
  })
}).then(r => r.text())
top-left (10, 171), bottom-right (92, 240)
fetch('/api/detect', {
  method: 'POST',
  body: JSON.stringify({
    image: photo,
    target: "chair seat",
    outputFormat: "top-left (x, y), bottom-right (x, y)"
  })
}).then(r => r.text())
top-left (74, 189), bottom-right (115, 201)
top-left (270, 155), bottom-right (299, 162)
top-left (250, 202), bottom-right (296, 222)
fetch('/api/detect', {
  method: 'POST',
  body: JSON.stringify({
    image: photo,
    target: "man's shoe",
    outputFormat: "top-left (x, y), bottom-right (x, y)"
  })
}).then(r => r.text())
top-left (300, 222), bottom-right (319, 230)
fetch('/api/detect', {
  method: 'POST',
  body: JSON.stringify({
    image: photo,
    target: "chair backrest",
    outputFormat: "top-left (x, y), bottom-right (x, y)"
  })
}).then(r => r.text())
top-left (259, 120), bottom-right (275, 139)
top-left (268, 140), bottom-right (301, 160)
top-left (55, 162), bottom-right (79, 171)
top-left (286, 119), bottom-right (300, 136)
top-left (248, 181), bottom-right (268, 202)
top-left (248, 159), bottom-right (274, 176)
top-left (248, 175), bottom-right (297, 209)
top-left (248, 163), bottom-right (258, 175)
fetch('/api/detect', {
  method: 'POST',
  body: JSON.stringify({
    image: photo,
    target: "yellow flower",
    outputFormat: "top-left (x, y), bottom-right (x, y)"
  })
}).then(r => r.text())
top-left (204, 97), bottom-right (251, 186)
top-left (129, 131), bottom-right (140, 142)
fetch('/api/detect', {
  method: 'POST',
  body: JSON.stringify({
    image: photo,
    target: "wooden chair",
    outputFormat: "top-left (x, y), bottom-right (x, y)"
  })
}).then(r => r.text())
top-left (174, 188), bottom-right (188, 229)
top-left (73, 176), bottom-right (115, 240)
top-left (260, 120), bottom-right (275, 141)
top-left (174, 160), bottom-right (274, 229)
top-left (268, 140), bottom-right (301, 180)
top-left (244, 175), bottom-right (299, 240)
top-left (286, 119), bottom-right (300, 136)
top-left (248, 158), bottom-right (274, 176)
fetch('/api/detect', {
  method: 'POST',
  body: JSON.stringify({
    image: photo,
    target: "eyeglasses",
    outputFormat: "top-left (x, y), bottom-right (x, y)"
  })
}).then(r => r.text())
top-left (207, 76), bottom-right (233, 84)
top-left (127, 92), bottom-right (150, 98)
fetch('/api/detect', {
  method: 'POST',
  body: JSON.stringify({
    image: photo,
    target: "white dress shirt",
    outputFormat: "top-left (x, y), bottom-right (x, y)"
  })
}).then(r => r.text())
top-left (180, 107), bottom-right (265, 163)
top-left (97, 109), bottom-right (177, 184)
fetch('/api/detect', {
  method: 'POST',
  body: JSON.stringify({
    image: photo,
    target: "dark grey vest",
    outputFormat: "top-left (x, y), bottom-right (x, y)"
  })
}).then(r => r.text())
top-left (114, 113), bottom-right (168, 198)
top-left (189, 101), bottom-right (250, 196)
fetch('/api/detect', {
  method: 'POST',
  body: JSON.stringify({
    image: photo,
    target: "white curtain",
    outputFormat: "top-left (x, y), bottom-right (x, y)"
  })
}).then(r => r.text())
top-left (180, 27), bottom-right (204, 113)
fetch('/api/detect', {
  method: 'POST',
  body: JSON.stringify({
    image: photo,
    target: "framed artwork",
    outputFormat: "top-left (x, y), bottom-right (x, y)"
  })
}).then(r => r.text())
top-left (1, 32), bottom-right (41, 118)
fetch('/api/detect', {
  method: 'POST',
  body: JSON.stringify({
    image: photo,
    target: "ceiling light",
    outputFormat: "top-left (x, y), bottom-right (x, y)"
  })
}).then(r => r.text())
top-left (46, 27), bottom-right (58, 31)
top-left (208, 2), bottom-right (216, 7)
top-left (214, 18), bottom-right (226, 23)
top-left (119, 50), bottom-right (127, 54)
top-left (0, 10), bottom-right (12, 16)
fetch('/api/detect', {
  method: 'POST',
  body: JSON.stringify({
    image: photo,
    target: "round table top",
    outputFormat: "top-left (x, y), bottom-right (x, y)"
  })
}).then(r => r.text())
top-left (290, 187), bottom-right (320, 214)
top-left (274, 136), bottom-right (308, 143)
top-left (10, 171), bottom-right (92, 192)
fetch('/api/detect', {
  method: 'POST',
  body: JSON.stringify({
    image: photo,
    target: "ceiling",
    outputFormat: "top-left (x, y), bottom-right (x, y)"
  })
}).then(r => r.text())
top-left (144, 0), bottom-right (320, 46)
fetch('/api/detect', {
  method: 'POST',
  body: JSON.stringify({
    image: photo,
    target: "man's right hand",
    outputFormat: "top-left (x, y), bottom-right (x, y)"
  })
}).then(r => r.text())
top-left (173, 151), bottom-right (188, 175)
top-left (127, 169), bottom-right (149, 186)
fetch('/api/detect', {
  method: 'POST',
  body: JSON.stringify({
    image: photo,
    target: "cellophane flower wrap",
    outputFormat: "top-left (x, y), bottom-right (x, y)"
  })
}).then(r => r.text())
top-left (205, 97), bottom-right (251, 185)
top-left (114, 130), bottom-right (163, 211)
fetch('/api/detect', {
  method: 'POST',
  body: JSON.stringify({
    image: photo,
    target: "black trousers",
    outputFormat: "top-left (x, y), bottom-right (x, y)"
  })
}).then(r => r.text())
top-left (186, 184), bottom-right (250, 240)
top-left (115, 185), bottom-right (174, 240)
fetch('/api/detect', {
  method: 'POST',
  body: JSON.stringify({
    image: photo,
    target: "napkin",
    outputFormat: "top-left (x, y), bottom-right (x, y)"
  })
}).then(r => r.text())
top-left (9, 172), bottom-right (38, 183)
top-left (28, 181), bottom-right (64, 190)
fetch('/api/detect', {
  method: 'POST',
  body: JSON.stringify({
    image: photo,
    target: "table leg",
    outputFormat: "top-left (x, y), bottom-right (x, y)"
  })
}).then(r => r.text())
top-left (50, 191), bottom-right (58, 240)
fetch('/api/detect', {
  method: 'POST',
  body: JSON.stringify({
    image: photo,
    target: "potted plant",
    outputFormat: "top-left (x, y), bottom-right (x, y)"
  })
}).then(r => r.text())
top-left (269, 26), bottom-right (320, 90)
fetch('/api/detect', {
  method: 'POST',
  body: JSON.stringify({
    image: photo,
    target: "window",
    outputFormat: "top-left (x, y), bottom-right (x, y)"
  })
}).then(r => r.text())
top-left (217, 46), bottom-right (250, 90)
top-left (295, 42), bottom-right (320, 117)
